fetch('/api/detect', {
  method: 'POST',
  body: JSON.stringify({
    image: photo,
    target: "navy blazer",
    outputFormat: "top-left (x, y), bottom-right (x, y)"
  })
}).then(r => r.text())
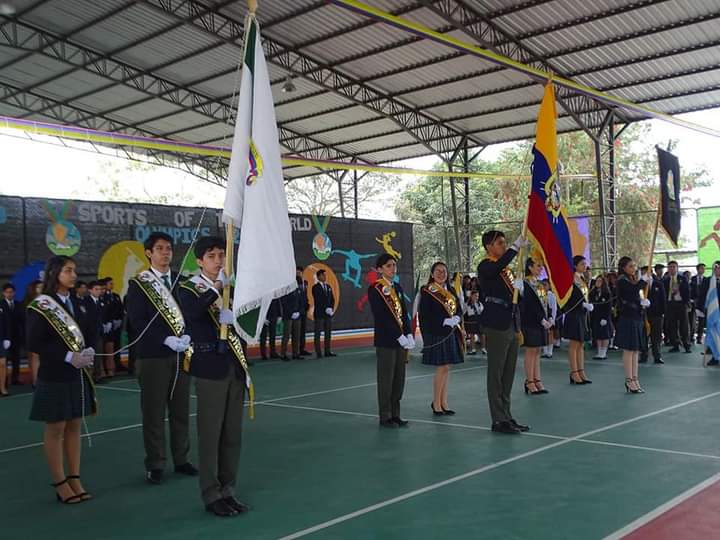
top-left (125, 271), bottom-right (181, 359)
top-left (477, 247), bottom-right (518, 331)
top-left (178, 283), bottom-right (241, 381)
top-left (312, 282), bottom-right (335, 319)
top-left (617, 276), bottom-right (645, 320)
top-left (368, 281), bottom-right (411, 348)
top-left (418, 284), bottom-right (462, 338)
top-left (280, 288), bottom-right (303, 320)
top-left (662, 274), bottom-right (690, 304)
top-left (520, 281), bottom-right (547, 330)
top-left (81, 295), bottom-right (105, 345)
top-left (646, 278), bottom-right (667, 317)
top-left (26, 294), bottom-right (89, 383)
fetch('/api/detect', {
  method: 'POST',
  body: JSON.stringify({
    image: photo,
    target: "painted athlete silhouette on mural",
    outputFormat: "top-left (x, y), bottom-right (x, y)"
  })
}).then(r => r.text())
top-left (699, 219), bottom-right (720, 251)
top-left (375, 231), bottom-right (401, 260)
top-left (332, 249), bottom-right (376, 288)
top-left (356, 266), bottom-right (411, 312)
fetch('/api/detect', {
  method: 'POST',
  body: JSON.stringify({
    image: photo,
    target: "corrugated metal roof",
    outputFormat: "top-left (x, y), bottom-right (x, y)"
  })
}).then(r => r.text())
top-left (1, 0), bottom-right (719, 176)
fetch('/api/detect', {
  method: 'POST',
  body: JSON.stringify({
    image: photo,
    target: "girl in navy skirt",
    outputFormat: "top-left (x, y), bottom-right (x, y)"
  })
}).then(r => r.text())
top-left (419, 262), bottom-right (464, 415)
top-left (562, 255), bottom-right (594, 384)
top-left (590, 275), bottom-right (614, 359)
top-left (615, 257), bottom-right (652, 393)
top-left (28, 256), bottom-right (96, 504)
top-left (520, 258), bottom-right (551, 395)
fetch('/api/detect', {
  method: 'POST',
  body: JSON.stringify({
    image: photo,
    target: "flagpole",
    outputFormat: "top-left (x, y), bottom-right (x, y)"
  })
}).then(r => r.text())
top-left (221, 220), bottom-right (233, 340)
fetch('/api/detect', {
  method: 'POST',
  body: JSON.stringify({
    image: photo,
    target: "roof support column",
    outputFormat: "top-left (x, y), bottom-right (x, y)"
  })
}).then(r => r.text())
top-left (595, 111), bottom-right (618, 271)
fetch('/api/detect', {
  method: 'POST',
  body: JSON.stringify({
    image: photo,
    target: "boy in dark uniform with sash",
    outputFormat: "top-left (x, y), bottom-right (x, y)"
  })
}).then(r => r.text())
top-left (125, 232), bottom-right (196, 484)
top-left (368, 253), bottom-right (413, 427)
top-left (178, 236), bottom-right (251, 517)
top-left (477, 230), bottom-right (530, 434)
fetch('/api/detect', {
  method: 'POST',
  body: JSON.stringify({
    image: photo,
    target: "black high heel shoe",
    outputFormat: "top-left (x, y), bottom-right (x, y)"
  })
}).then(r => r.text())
top-left (569, 371), bottom-right (583, 385)
top-left (441, 407), bottom-right (456, 415)
top-left (534, 379), bottom-right (549, 394)
top-left (52, 479), bottom-right (83, 504)
top-left (578, 370), bottom-right (592, 384)
top-left (632, 378), bottom-right (645, 394)
top-left (66, 475), bottom-right (92, 501)
top-left (431, 402), bottom-right (444, 416)
top-left (524, 380), bottom-right (542, 395)
top-left (625, 378), bottom-right (641, 394)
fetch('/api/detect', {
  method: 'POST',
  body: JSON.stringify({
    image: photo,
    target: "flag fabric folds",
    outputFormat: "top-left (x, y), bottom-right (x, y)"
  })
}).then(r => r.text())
top-left (657, 147), bottom-right (682, 247)
top-left (705, 281), bottom-right (720, 360)
top-left (223, 15), bottom-right (296, 341)
top-left (526, 83), bottom-right (574, 307)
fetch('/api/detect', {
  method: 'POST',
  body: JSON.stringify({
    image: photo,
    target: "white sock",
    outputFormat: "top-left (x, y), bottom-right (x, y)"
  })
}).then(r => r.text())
top-left (598, 347), bottom-right (607, 358)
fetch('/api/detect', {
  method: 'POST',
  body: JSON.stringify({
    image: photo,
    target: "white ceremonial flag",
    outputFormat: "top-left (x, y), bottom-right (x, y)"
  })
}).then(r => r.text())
top-left (223, 14), bottom-right (296, 341)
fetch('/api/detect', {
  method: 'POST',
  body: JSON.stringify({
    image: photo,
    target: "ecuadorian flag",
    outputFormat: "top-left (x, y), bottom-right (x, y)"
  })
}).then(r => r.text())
top-left (526, 83), bottom-right (574, 307)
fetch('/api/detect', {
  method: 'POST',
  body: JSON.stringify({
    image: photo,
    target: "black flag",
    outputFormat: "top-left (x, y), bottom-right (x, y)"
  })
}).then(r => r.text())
top-left (657, 147), bottom-right (681, 247)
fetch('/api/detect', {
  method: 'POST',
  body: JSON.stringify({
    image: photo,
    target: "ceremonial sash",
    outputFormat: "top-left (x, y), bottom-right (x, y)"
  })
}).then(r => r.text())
top-left (526, 278), bottom-right (549, 317)
top-left (373, 278), bottom-right (404, 331)
top-left (484, 255), bottom-right (515, 294)
top-left (424, 284), bottom-right (465, 352)
top-left (181, 277), bottom-right (255, 419)
top-left (28, 294), bottom-right (97, 414)
top-left (130, 270), bottom-right (185, 336)
top-left (425, 283), bottom-right (458, 317)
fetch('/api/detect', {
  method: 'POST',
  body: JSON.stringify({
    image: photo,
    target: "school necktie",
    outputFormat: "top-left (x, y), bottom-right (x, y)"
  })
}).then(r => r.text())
top-left (162, 274), bottom-right (171, 290)
top-left (63, 297), bottom-right (75, 317)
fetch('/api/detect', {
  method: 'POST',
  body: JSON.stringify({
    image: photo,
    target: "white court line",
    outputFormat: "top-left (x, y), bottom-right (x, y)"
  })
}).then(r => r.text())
top-left (0, 413), bottom-right (199, 455)
top-left (277, 390), bottom-right (720, 540)
top-left (263, 402), bottom-right (720, 460)
top-left (603, 472), bottom-right (720, 539)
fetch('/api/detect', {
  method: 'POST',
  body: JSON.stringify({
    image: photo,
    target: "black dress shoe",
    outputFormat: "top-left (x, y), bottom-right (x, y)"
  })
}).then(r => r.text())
top-left (146, 469), bottom-right (164, 484)
top-left (684, 347), bottom-right (692, 353)
top-left (491, 421), bottom-right (520, 434)
top-left (510, 419), bottom-right (530, 432)
top-left (175, 462), bottom-right (198, 476)
top-left (301, 350), bottom-right (312, 356)
top-left (654, 358), bottom-right (665, 364)
top-left (441, 408), bottom-right (456, 415)
top-left (638, 356), bottom-right (648, 363)
top-left (292, 354), bottom-right (301, 360)
top-left (669, 347), bottom-right (680, 353)
top-left (431, 402), bottom-right (444, 416)
top-left (270, 353), bottom-right (280, 359)
top-left (280, 355), bottom-right (291, 362)
top-left (707, 359), bottom-right (719, 366)
top-left (326, 352), bottom-right (338, 357)
top-left (222, 497), bottom-right (250, 513)
top-left (391, 417), bottom-right (409, 427)
top-left (205, 499), bottom-right (238, 517)
top-left (379, 419), bottom-right (396, 428)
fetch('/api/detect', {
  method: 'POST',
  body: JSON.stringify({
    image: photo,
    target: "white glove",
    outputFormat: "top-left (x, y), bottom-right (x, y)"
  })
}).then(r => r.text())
top-left (640, 298), bottom-right (651, 308)
top-left (178, 335), bottom-right (191, 350)
top-left (696, 309), bottom-right (705, 318)
top-left (443, 317), bottom-right (455, 327)
top-left (397, 335), bottom-right (410, 348)
top-left (513, 279), bottom-right (524, 294)
top-left (583, 303), bottom-right (594, 312)
top-left (164, 336), bottom-right (189, 353)
top-left (291, 312), bottom-right (300, 320)
top-left (218, 308), bottom-right (234, 325)
top-left (2, 340), bottom-right (10, 349)
top-left (541, 319), bottom-right (552, 330)
top-left (511, 236), bottom-right (529, 250)
top-left (600, 319), bottom-right (608, 327)
top-left (477, 303), bottom-right (484, 315)
top-left (103, 322), bottom-right (112, 334)
top-left (548, 317), bottom-right (555, 327)
top-left (67, 349), bottom-right (94, 368)
top-left (325, 307), bottom-right (334, 316)
top-left (405, 334), bottom-right (415, 350)
top-left (217, 268), bottom-right (231, 287)
top-left (264, 319), bottom-right (270, 326)
top-left (640, 273), bottom-right (652, 283)
top-left (112, 319), bottom-right (122, 330)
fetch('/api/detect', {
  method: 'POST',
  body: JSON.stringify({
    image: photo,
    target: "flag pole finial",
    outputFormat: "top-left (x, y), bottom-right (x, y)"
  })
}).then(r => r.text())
top-left (248, 0), bottom-right (257, 14)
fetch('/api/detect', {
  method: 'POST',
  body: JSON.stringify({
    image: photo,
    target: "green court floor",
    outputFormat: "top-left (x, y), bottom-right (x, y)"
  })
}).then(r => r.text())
top-left (1, 345), bottom-right (719, 539)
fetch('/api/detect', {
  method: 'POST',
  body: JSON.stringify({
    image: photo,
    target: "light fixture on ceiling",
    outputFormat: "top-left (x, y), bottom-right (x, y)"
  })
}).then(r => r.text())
top-left (281, 76), bottom-right (297, 93)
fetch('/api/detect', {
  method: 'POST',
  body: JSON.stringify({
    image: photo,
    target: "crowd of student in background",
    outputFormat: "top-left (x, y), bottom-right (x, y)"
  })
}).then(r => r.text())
top-left (454, 261), bottom-right (716, 368)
